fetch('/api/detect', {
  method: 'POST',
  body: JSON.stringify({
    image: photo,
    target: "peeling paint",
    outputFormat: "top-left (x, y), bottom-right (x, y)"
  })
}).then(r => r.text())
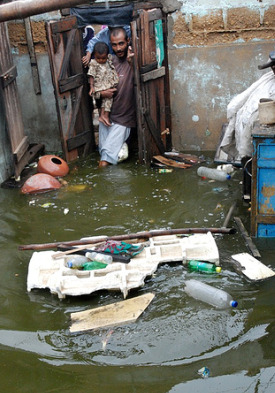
top-left (260, 185), bottom-right (275, 214)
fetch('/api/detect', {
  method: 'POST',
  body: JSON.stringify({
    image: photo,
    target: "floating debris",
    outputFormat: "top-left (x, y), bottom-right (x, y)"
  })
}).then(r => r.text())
top-left (198, 366), bottom-right (210, 378)
top-left (102, 329), bottom-right (114, 351)
top-left (40, 202), bottom-right (55, 209)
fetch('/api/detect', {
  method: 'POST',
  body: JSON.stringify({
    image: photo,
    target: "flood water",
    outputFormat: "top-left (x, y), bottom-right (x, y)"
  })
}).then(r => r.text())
top-left (0, 152), bottom-right (275, 393)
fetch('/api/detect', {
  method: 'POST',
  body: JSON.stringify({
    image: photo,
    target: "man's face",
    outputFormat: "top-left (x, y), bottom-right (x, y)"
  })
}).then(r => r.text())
top-left (110, 31), bottom-right (129, 59)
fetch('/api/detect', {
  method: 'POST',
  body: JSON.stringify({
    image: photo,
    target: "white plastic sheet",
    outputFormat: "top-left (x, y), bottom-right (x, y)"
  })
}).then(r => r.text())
top-left (220, 71), bottom-right (275, 161)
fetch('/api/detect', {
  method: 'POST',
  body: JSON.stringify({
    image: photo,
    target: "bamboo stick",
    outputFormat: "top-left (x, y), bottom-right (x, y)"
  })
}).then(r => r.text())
top-left (18, 227), bottom-right (236, 251)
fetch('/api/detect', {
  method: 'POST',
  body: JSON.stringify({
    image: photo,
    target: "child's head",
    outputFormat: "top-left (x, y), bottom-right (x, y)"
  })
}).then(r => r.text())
top-left (93, 42), bottom-right (109, 64)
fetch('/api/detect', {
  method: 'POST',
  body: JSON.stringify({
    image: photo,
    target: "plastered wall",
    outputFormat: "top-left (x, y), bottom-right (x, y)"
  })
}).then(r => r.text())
top-left (166, 0), bottom-right (275, 151)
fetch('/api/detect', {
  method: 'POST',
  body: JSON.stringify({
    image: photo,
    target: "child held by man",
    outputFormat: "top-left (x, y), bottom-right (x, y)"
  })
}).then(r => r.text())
top-left (87, 41), bottom-right (119, 126)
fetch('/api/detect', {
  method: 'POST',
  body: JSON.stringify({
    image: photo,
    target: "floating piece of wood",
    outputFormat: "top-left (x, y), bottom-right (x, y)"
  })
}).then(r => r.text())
top-left (153, 155), bottom-right (192, 169)
top-left (70, 293), bottom-right (155, 333)
top-left (164, 152), bottom-right (205, 165)
top-left (231, 253), bottom-right (275, 281)
top-left (234, 217), bottom-right (261, 258)
top-left (222, 201), bottom-right (237, 228)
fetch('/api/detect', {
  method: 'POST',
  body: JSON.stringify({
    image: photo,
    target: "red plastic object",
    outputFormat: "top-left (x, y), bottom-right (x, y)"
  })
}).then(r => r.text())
top-left (21, 173), bottom-right (62, 194)
top-left (37, 155), bottom-right (69, 177)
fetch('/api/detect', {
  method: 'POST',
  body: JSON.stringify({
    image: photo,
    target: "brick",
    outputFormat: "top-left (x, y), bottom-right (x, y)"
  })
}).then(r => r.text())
top-left (263, 5), bottom-right (275, 27)
top-left (192, 10), bottom-right (224, 31)
top-left (173, 12), bottom-right (190, 38)
top-left (227, 7), bottom-right (260, 30)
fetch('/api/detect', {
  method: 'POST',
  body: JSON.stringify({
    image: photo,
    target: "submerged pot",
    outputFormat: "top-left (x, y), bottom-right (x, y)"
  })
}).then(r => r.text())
top-left (21, 173), bottom-right (62, 194)
top-left (37, 155), bottom-right (69, 177)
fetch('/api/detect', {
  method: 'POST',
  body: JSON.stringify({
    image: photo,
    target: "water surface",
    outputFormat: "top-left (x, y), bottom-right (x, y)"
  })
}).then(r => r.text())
top-left (0, 153), bottom-right (274, 393)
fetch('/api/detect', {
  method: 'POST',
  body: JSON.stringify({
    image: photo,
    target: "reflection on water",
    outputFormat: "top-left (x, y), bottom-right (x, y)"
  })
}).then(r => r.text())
top-left (0, 153), bottom-right (275, 392)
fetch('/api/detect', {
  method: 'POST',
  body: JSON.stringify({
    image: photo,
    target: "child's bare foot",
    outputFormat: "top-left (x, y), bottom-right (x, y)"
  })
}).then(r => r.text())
top-left (99, 110), bottom-right (111, 127)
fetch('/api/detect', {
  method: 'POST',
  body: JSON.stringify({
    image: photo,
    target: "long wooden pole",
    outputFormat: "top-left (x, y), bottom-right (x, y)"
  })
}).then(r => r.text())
top-left (18, 227), bottom-right (236, 251)
top-left (0, 0), bottom-right (90, 23)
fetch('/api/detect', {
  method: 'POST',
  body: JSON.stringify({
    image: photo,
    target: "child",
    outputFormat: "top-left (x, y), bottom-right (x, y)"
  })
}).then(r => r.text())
top-left (87, 41), bottom-right (119, 126)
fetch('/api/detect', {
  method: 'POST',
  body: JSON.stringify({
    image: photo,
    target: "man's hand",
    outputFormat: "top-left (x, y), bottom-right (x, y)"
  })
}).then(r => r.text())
top-left (127, 46), bottom-right (134, 65)
top-left (100, 88), bottom-right (117, 99)
top-left (82, 52), bottom-right (91, 67)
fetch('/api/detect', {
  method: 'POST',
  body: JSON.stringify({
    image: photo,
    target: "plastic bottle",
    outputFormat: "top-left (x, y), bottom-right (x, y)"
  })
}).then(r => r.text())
top-left (85, 251), bottom-right (113, 264)
top-left (197, 166), bottom-right (231, 181)
top-left (188, 260), bottom-right (222, 274)
top-left (65, 255), bottom-right (89, 269)
top-left (184, 279), bottom-right (238, 308)
top-left (82, 261), bottom-right (107, 270)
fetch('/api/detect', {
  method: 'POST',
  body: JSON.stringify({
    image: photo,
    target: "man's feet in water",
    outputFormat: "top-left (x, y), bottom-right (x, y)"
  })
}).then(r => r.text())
top-left (98, 160), bottom-right (110, 168)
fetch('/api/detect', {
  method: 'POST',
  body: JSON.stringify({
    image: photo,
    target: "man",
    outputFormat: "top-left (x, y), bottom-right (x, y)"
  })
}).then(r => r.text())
top-left (96, 27), bottom-right (136, 167)
top-left (82, 25), bottom-right (131, 67)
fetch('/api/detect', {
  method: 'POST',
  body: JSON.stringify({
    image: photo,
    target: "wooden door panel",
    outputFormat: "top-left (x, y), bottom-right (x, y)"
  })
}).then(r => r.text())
top-left (132, 8), bottom-right (171, 163)
top-left (0, 22), bottom-right (31, 177)
top-left (46, 16), bottom-right (94, 162)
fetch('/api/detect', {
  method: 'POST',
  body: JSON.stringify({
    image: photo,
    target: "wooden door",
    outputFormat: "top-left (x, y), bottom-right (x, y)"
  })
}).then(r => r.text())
top-left (46, 16), bottom-right (94, 162)
top-left (132, 6), bottom-right (172, 164)
top-left (0, 22), bottom-right (41, 179)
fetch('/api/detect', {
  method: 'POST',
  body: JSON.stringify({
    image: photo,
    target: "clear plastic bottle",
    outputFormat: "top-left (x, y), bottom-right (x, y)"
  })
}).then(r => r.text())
top-left (65, 255), bottom-right (89, 269)
top-left (85, 251), bottom-right (113, 264)
top-left (188, 260), bottom-right (222, 274)
top-left (184, 279), bottom-right (238, 308)
top-left (197, 166), bottom-right (231, 181)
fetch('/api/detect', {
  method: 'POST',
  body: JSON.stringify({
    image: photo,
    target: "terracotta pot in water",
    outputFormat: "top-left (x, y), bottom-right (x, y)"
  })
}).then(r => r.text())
top-left (21, 173), bottom-right (62, 194)
top-left (37, 155), bottom-right (69, 177)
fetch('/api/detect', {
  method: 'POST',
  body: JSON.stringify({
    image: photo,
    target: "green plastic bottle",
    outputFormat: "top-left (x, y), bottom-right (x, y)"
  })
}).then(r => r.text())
top-left (82, 261), bottom-right (107, 271)
top-left (188, 260), bottom-right (221, 274)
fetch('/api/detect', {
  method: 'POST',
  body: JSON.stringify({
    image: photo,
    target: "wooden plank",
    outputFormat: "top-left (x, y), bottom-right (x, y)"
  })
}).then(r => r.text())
top-left (140, 61), bottom-right (158, 74)
top-left (70, 293), bottom-right (155, 333)
top-left (67, 85), bottom-right (83, 139)
top-left (67, 130), bottom-right (92, 151)
top-left (144, 111), bottom-right (165, 154)
top-left (58, 28), bottom-right (77, 81)
top-left (24, 17), bottom-right (41, 95)
top-left (51, 16), bottom-right (77, 34)
top-left (232, 253), bottom-right (275, 281)
top-left (153, 155), bottom-right (192, 169)
top-left (234, 217), bottom-right (261, 258)
top-left (58, 73), bottom-right (84, 93)
top-left (13, 135), bottom-right (29, 163)
top-left (14, 143), bottom-right (44, 177)
top-left (141, 66), bottom-right (165, 82)
top-left (131, 20), bottom-right (146, 164)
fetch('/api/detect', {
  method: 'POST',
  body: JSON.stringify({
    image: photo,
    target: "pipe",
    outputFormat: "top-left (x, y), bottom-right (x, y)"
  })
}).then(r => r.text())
top-left (0, 0), bottom-right (90, 23)
top-left (18, 227), bottom-right (236, 251)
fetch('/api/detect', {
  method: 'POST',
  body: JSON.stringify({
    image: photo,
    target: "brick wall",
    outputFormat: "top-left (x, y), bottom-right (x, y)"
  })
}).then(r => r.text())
top-left (171, 5), bottom-right (275, 47)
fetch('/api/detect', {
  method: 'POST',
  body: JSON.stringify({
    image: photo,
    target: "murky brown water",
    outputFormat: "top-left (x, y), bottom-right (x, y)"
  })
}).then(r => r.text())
top-left (0, 152), bottom-right (275, 393)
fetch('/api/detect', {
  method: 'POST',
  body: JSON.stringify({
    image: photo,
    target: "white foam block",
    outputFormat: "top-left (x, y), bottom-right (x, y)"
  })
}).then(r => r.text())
top-left (232, 253), bottom-right (275, 281)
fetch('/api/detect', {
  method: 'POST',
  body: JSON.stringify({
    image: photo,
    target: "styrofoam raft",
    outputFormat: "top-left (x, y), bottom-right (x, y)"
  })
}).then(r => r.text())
top-left (27, 232), bottom-right (219, 299)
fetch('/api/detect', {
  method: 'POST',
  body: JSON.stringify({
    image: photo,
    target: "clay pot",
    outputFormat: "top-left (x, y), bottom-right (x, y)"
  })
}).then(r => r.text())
top-left (37, 155), bottom-right (69, 177)
top-left (21, 173), bottom-right (62, 194)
